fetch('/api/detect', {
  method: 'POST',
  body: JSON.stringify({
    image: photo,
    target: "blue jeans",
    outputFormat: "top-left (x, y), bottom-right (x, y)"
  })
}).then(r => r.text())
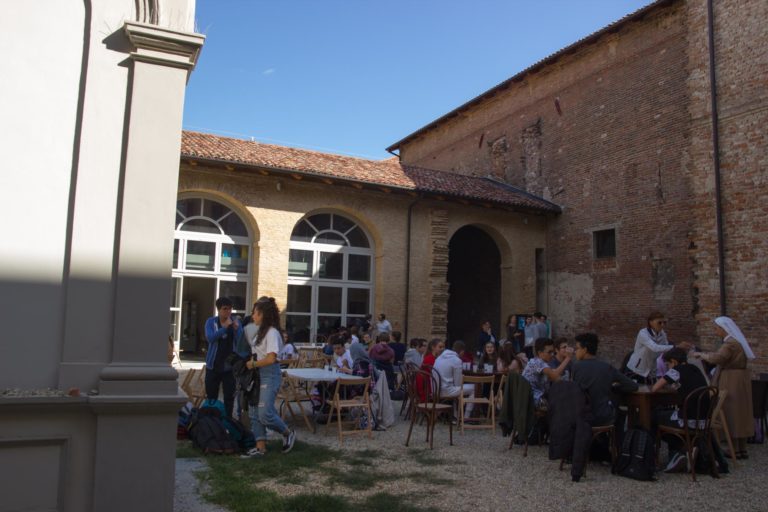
top-left (249, 363), bottom-right (288, 442)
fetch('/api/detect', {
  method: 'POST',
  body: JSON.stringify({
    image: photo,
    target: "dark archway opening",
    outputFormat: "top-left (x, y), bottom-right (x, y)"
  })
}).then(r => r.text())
top-left (447, 225), bottom-right (501, 354)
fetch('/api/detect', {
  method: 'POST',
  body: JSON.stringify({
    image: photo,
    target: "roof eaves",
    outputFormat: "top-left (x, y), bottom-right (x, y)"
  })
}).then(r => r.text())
top-left (481, 176), bottom-right (562, 214)
top-left (385, 0), bottom-right (676, 153)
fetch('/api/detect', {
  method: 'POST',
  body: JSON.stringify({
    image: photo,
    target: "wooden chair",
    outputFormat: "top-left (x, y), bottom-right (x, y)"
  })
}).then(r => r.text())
top-left (710, 389), bottom-right (737, 468)
top-left (181, 368), bottom-right (206, 408)
top-left (459, 374), bottom-right (496, 434)
top-left (495, 373), bottom-right (508, 411)
top-left (303, 357), bottom-right (327, 369)
top-left (655, 385), bottom-right (719, 482)
top-left (400, 363), bottom-right (419, 419)
top-left (405, 369), bottom-right (453, 449)
top-left (326, 377), bottom-right (373, 445)
top-left (278, 372), bottom-right (316, 433)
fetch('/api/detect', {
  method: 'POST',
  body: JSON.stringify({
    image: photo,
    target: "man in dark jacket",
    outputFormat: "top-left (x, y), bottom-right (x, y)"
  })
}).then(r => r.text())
top-left (572, 333), bottom-right (638, 427)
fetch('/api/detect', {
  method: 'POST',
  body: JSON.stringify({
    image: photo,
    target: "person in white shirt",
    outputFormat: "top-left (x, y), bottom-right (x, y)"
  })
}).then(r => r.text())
top-left (626, 311), bottom-right (690, 383)
top-left (433, 348), bottom-right (474, 417)
top-left (332, 336), bottom-right (354, 374)
top-left (349, 325), bottom-right (361, 344)
top-left (375, 313), bottom-right (392, 335)
top-left (279, 329), bottom-right (297, 360)
top-left (241, 297), bottom-right (296, 457)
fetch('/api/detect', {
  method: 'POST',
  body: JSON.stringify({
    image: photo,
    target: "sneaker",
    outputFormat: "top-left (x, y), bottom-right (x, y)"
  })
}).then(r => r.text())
top-left (664, 451), bottom-right (687, 473)
top-left (240, 447), bottom-right (265, 459)
top-left (282, 429), bottom-right (296, 454)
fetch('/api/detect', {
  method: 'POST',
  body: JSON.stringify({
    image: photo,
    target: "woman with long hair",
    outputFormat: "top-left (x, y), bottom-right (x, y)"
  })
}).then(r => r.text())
top-left (693, 316), bottom-right (755, 459)
top-left (478, 341), bottom-right (499, 372)
top-left (241, 297), bottom-right (296, 457)
top-left (498, 342), bottom-right (525, 374)
top-left (416, 338), bottom-right (445, 403)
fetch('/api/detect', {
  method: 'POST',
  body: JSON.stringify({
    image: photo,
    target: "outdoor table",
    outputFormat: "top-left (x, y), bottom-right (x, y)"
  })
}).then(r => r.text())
top-left (283, 368), bottom-right (367, 427)
top-left (622, 385), bottom-right (677, 430)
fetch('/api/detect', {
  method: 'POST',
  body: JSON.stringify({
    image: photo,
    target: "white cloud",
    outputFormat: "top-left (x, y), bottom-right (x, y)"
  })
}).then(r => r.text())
top-left (262, 68), bottom-right (275, 76)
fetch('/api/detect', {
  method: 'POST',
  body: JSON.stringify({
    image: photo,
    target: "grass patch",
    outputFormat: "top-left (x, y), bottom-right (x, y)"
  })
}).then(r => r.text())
top-left (345, 448), bottom-right (384, 466)
top-left (363, 492), bottom-right (440, 512)
top-left (176, 440), bottom-right (201, 458)
top-left (326, 466), bottom-right (399, 491)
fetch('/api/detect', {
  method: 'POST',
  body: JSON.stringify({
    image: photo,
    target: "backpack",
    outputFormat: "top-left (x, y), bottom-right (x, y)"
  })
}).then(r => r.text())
top-left (187, 404), bottom-right (239, 455)
top-left (613, 428), bottom-right (656, 481)
top-left (222, 417), bottom-right (256, 452)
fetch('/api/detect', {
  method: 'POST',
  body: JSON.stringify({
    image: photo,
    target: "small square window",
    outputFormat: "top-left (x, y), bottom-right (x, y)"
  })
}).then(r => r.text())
top-left (593, 229), bottom-right (616, 259)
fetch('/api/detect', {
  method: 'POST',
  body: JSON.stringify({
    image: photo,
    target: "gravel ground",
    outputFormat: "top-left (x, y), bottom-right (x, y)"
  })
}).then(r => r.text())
top-left (176, 403), bottom-right (768, 512)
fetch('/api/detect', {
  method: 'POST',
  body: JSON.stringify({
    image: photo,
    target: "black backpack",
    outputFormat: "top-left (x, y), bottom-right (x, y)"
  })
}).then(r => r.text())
top-left (187, 407), bottom-right (239, 455)
top-left (613, 428), bottom-right (656, 481)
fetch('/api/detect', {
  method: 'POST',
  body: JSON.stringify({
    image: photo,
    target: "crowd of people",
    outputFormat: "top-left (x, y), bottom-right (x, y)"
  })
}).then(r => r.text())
top-left (200, 299), bottom-right (756, 477)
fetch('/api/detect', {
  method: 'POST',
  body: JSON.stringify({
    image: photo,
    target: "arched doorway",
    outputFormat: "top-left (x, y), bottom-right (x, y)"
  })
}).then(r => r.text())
top-left (447, 225), bottom-right (501, 353)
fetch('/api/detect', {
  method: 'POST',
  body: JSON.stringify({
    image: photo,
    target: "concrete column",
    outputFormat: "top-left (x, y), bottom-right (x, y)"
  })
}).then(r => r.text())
top-left (91, 22), bottom-right (204, 512)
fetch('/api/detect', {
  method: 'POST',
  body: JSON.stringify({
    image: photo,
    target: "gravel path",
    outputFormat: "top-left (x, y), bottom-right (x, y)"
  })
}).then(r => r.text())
top-left (176, 405), bottom-right (768, 512)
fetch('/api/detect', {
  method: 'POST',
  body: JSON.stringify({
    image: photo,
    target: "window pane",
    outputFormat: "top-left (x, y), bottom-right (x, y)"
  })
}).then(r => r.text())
top-left (317, 316), bottom-right (341, 336)
top-left (170, 310), bottom-right (180, 339)
top-left (180, 218), bottom-right (221, 234)
top-left (218, 212), bottom-right (248, 237)
top-left (286, 315), bottom-right (311, 344)
top-left (185, 241), bottom-right (216, 270)
top-left (594, 229), bottom-right (616, 259)
top-left (173, 239), bottom-right (179, 269)
top-left (175, 212), bottom-right (184, 228)
top-left (177, 198), bottom-right (201, 218)
top-left (347, 288), bottom-right (369, 315)
top-left (221, 244), bottom-right (249, 273)
top-left (318, 286), bottom-right (342, 314)
top-left (319, 252), bottom-right (343, 279)
top-left (332, 214), bottom-right (355, 233)
top-left (218, 281), bottom-right (247, 311)
top-left (346, 226), bottom-right (369, 248)
top-left (308, 213), bottom-right (330, 231)
top-left (202, 199), bottom-right (229, 222)
top-left (290, 220), bottom-right (315, 242)
top-left (348, 254), bottom-right (370, 281)
top-left (315, 232), bottom-right (347, 246)
top-left (287, 285), bottom-right (312, 313)
top-left (288, 249), bottom-right (313, 277)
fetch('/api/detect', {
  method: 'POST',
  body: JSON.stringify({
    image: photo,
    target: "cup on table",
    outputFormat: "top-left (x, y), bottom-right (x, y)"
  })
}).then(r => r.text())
top-left (484, 364), bottom-right (493, 374)
top-left (324, 364), bottom-right (331, 372)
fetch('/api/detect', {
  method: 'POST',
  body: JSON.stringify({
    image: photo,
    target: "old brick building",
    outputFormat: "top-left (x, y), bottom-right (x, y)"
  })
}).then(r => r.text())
top-left (178, 0), bottom-right (766, 369)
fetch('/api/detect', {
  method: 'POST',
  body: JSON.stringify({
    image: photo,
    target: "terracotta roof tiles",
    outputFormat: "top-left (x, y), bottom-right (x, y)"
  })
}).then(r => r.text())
top-left (181, 131), bottom-right (560, 214)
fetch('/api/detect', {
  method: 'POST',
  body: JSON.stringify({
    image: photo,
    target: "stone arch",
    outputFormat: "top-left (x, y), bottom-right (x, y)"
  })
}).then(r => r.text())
top-left (446, 224), bottom-right (503, 351)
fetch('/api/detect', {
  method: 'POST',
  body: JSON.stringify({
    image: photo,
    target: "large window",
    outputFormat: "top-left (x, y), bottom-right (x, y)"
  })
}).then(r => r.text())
top-left (285, 213), bottom-right (373, 344)
top-left (170, 197), bottom-right (251, 350)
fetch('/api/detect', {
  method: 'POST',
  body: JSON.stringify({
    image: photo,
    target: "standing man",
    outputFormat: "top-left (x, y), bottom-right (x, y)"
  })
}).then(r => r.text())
top-left (533, 312), bottom-right (549, 341)
top-left (204, 297), bottom-right (243, 418)
top-left (478, 320), bottom-right (497, 350)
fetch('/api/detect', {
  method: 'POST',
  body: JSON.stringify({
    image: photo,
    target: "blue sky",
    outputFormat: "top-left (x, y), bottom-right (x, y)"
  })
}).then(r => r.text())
top-left (183, 0), bottom-right (654, 159)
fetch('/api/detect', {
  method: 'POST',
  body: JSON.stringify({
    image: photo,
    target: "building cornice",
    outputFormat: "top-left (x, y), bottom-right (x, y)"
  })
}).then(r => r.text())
top-left (124, 21), bottom-right (205, 73)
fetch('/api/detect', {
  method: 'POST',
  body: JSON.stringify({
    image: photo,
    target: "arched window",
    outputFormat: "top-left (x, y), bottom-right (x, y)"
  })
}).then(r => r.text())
top-left (285, 213), bottom-right (373, 343)
top-left (170, 197), bottom-right (251, 352)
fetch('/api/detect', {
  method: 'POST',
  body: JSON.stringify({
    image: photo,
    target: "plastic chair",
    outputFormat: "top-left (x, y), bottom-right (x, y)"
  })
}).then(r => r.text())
top-left (655, 385), bottom-right (719, 482)
top-left (325, 376), bottom-right (373, 445)
top-left (405, 369), bottom-right (453, 449)
top-left (459, 374), bottom-right (496, 434)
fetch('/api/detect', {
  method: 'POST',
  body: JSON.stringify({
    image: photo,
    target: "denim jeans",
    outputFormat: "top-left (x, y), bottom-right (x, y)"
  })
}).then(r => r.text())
top-left (249, 363), bottom-right (288, 442)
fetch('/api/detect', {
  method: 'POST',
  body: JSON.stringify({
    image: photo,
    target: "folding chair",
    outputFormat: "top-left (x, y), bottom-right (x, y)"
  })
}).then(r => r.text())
top-left (459, 374), bottom-right (496, 434)
top-left (326, 377), bottom-right (373, 445)
top-left (278, 372), bottom-right (316, 433)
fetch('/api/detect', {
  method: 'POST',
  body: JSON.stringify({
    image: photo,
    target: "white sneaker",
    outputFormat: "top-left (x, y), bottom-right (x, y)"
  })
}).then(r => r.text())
top-left (664, 451), bottom-right (687, 473)
top-left (240, 447), bottom-right (265, 458)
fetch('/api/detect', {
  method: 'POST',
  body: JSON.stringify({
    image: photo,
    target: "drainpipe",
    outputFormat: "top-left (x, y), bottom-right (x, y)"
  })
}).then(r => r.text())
top-left (403, 196), bottom-right (421, 339)
top-left (707, 0), bottom-right (726, 316)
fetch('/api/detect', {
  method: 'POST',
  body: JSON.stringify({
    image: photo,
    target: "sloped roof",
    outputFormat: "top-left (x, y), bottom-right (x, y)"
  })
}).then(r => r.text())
top-left (386, 0), bottom-right (675, 152)
top-left (181, 131), bottom-right (560, 214)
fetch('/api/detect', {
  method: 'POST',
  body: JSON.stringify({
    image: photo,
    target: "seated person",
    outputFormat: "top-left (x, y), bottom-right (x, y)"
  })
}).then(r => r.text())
top-left (433, 344), bottom-right (474, 417)
top-left (404, 338), bottom-right (426, 368)
top-left (369, 332), bottom-right (396, 389)
top-left (651, 347), bottom-right (710, 472)
top-left (478, 341), bottom-right (499, 372)
top-left (388, 331), bottom-right (407, 365)
top-left (321, 335), bottom-right (334, 357)
top-left (349, 325), bottom-right (361, 344)
top-left (279, 330), bottom-right (297, 360)
top-left (331, 336), bottom-right (354, 374)
top-left (572, 333), bottom-right (638, 427)
top-left (522, 337), bottom-right (571, 408)
top-left (498, 342), bottom-right (524, 374)
top-left (452, 340), bottom-right (474, 368)
top-left (548, 337), bottom-right (573, 381)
